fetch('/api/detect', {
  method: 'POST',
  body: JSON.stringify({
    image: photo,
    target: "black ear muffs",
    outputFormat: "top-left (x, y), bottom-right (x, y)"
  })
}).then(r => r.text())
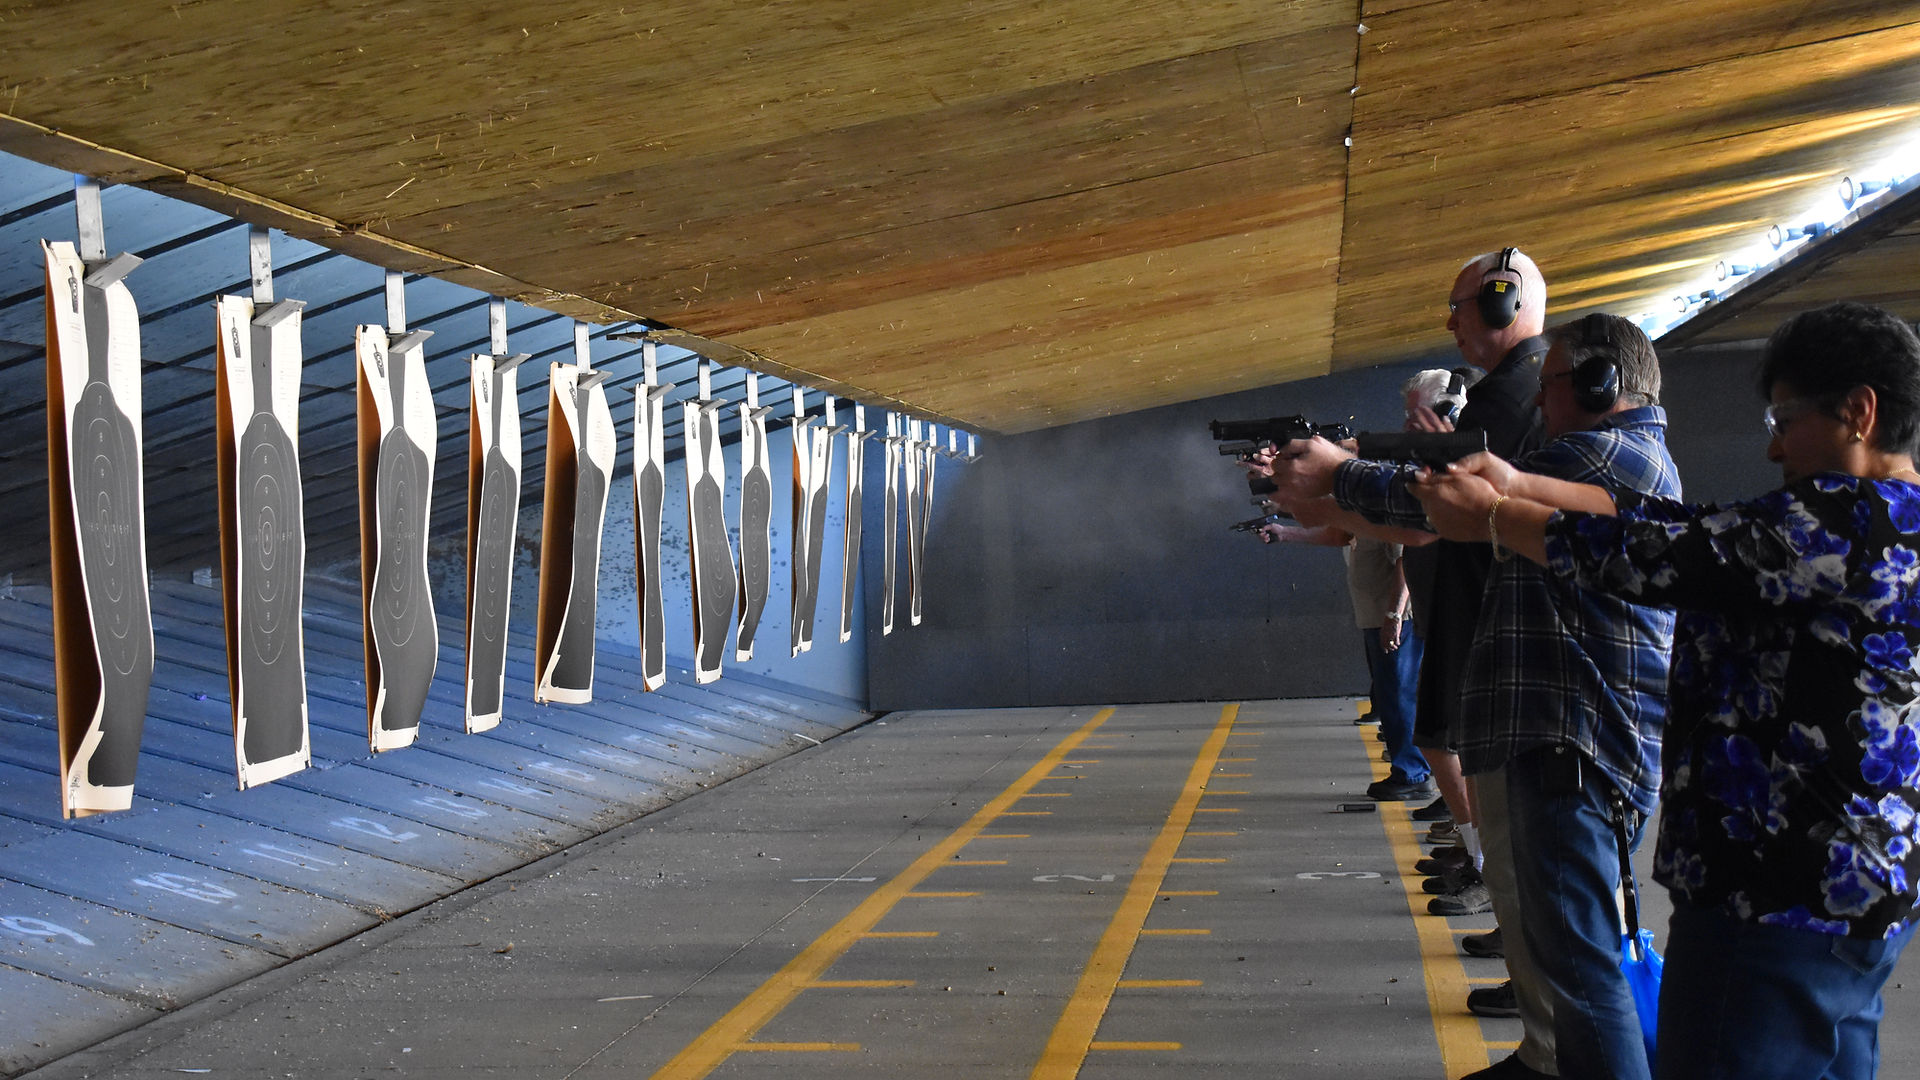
top-left (1571, 311), bottom-right (1620, 412)
top-left (1477, 247), bottom-right (1524, 329)
top-left (1572, 358), bottom-right (1620, 412)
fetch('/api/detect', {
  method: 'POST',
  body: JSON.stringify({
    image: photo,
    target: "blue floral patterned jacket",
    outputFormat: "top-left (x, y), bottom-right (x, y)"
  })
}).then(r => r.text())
top-left (1544, 474), bottom-right (1920, 938)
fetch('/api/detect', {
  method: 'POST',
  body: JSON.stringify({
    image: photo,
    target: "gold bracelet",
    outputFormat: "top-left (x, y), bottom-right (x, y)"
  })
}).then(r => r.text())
top-left (1489, 494), bottom-right (1512, 563)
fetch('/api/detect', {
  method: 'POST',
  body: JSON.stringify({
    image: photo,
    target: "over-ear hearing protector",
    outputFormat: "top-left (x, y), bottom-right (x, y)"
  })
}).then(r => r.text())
top-left (1570, 311), bottom-right (1621, 412)
top-left (1477, 247), bottom-right (1525, 330)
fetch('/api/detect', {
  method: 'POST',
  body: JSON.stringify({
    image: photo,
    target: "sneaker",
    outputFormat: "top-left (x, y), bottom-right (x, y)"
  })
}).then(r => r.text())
top-left (1462, 1052), bottom-right (1552, 1078)
top-left (1428, 882), bottom-right (1493, 915)
top-left (1462, 927), bottom-right (1505, 959)
top-left (1366, 775), bottom-right (1438, 801)
top-left (1426, 821), bottom-right (1460, 844)
top-left (1466, 980), bottom-right (1520, 1018)
top-left (1414, 847), bottom-right (1470, 876)
top-left (1423, 865), bottom-right (1483, 895)
top-left (1411, 796), bottom-right (1453, 822)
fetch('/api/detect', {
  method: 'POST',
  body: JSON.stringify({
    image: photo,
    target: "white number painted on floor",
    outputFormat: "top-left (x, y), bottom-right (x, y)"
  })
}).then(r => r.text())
top-left (132, 872), bottom-right (239, 904)
top-left (414, 795), bottom-right (488, 820)
top-left (0, 916), bottom-right (94, 946)
top-left (530, 761), bottom-right (594, 783)
top-left (333, 817), bottom-right (421, 843)
top-left (243, 843), bottom-right (336, 869)
top-left (1295, 871), bottom-right (1382, 880)
top-left (1033, 874), bottom-right (1117, 883)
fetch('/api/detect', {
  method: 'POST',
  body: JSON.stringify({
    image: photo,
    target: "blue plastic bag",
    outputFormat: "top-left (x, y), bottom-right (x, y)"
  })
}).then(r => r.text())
top-left (1621, 926), bottom-right (1663, 1069)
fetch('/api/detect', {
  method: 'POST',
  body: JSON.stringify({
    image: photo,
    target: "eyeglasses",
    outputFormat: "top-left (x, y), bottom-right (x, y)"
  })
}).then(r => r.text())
top-left (1763, 397), bottom-right (1826, 438)
top-left (1446, 294), bottom-right (1476, 315)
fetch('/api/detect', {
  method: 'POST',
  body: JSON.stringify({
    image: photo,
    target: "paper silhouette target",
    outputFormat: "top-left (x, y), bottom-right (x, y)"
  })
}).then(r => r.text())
top-left (631, 380), bottom-right (672, 691)
top-left (357, 325), bottom-right (438, 752)
top-left (735, 402), bottom-right (773, 661)
top-left (881, 432), bottom-right (902, 636)
top-left (789, 416), bottom-right (834, 656)
top-left (536, 365), bottom-right (614, 704)
top-left (216, 294), bottom-right (310, 787)
top-left (684, 399), bottom-right (735, 683)
top-left (839, 425), bottom-right (873, 643)
top-left (44, 240), bottom-right (154, 817)
top-left (465, 354), bottom-right (525, 731)
top-left (911, 440), bottom-right (937, 626)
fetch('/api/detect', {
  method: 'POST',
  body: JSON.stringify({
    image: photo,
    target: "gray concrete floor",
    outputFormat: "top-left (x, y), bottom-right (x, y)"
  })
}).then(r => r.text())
top-left (22, 698), bottom-right (1920, 1079)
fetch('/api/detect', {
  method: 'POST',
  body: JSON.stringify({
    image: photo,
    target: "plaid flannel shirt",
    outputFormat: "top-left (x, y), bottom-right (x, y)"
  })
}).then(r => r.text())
top-left (1331, 406), bottom-right (1680, 811)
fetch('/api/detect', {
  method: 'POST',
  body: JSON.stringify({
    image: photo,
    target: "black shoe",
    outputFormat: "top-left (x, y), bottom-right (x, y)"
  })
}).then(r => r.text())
top-left (1461, 1053), bottom-right (1551, 1079)
top-left (1462, 926), bottom-right (1505, 959)
top-left (1414, 847), bottom-right (1470, 876)
top-left (1355, 710), bottom-right (1380, 725)
top-left (1366, 775), bottom-right (1438, 801)
top-left (1423, 865), bottom-right (1483, 895)
top-left (1427, 882), bottom-right (1492, 915)
top-left (1411, 796), bottom-right (1453, 822)
top-left (1466, 980), bottom-right (1519, 1018)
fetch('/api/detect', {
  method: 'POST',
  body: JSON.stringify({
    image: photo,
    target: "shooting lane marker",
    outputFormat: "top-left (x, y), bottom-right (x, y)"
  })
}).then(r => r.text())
top-left (684, 360), bottom-right (735, 684)
top-left (1028, 703), bottom-right (1239, 1079)
top-left (1356, 706), bottom-right (1495, 1077)
top-left (215, 225), bottom-right (310, 787)
top-left (880, 413), bottom-right (903, 636)
top-left (840, 404), bottom-right (875, 643)
top-left (356, 271), bottom-right (437, 752)
top-left (734, 372), bottom-right (773, 661)
top-left (614, 337), bottom-right (673, 691)
top-left (647, 707), bottom-right (1117, 1080)
top-left (43, 176), bottom-right (154, 817)
top-left (534, 323), bottom-right (614, 703)
top-left (464, 298), bottom-right (527, 732)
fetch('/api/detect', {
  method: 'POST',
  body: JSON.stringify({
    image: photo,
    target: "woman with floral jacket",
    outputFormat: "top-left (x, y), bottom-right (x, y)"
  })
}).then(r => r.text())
top-left (1409, 301), bottom-right (1920, 1080)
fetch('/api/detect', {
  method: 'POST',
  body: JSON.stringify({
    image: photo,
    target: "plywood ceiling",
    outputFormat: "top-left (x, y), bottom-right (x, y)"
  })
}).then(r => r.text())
top-left (2, 1), bottom-right (1919, 434)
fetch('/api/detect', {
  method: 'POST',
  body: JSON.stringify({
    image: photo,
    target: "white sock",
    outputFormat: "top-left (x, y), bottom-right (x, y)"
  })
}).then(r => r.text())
top-left (1458, 822), bottom-right (1484, 872)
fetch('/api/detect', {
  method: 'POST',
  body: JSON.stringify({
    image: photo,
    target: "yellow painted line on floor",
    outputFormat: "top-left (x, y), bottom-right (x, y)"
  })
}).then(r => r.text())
top-left (977, 834), bottom-right (1030, 839)
top-left (1487, 1041), bottom-right (1521, 1051)
top-left (1158, 890), bottom-right (1218, 897)
top-left (1030, 704), bottom-right (1238, 1080)
top-left (951, 860), bottom-right (1007, 866)
top-left (905, 891), bottom-right (979, 898)
top-left (862, 931), bottom-right (940, 939)
top-left (810, 980), bottom-right (914, 988)
top-left (1117, 979), bottom-right (1202, 988)
top-left (648, 707), bottom-right (1117, 1080)
top-left (1466, 975), bottom-right (1506, 985)
top-left (734, 1043), bottom-right (860, 1052)
top-left (1359, 725), bottom-right (1491, 1080)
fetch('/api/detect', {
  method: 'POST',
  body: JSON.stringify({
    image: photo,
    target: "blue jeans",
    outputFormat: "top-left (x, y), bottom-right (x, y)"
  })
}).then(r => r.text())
top-left (1657, 905), bottom-right (1916, 1080)
top-left (1506, 747), bottom-right (1650, 1080)
top-left (1361, 625), bottom-right (1428, 783)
